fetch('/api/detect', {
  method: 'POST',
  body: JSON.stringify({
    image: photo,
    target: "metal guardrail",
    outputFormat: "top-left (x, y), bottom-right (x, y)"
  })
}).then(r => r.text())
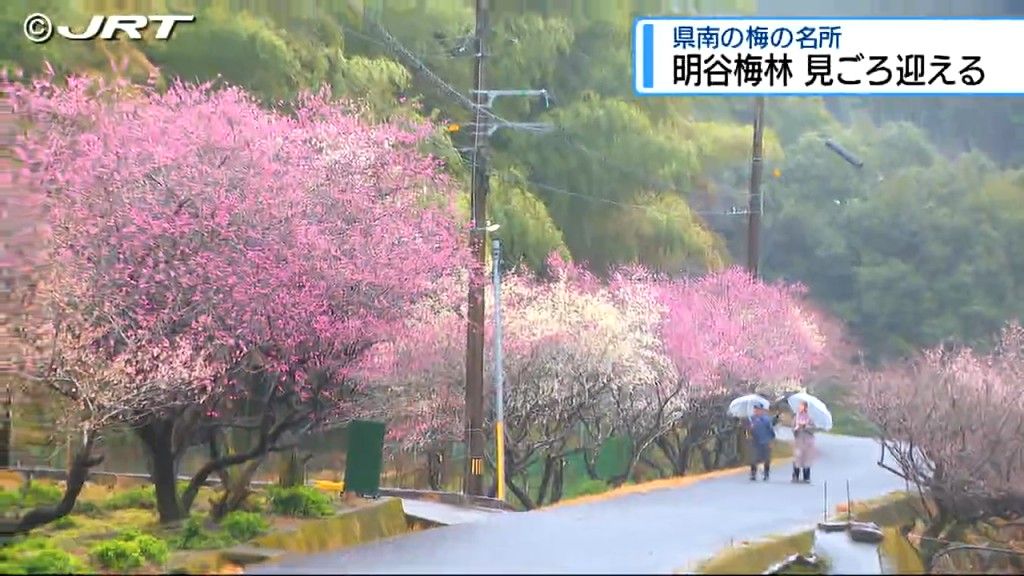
top-left (2, 466), bottom-right (514, 512)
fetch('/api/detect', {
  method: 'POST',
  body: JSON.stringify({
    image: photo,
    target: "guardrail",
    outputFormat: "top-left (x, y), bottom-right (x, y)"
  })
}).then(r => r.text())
top-left (2, 466), bottom-right (516, 512)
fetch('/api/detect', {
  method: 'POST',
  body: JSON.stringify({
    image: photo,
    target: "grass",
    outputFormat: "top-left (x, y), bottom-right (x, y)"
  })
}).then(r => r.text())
top-left (1, 478), bottom-right (369, 574)
top-left (691, 491), bottom-right (924, 575)
top-left (508, 433), bottom-right (795, 510)
top-left (693, 530), bottom-right (816, 574)
top-left (547, 441), bottom-right (794, 510)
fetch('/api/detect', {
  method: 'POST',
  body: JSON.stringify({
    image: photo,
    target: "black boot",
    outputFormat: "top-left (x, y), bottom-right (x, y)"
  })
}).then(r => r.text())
top-left (802, 467), bottom-right (811, 483)
top-left (792, 466), bottom-right (800, 483)
top-left (763, 462), bottom-right (770, 481)
top-left (750, 465), bottom-right (757, 481)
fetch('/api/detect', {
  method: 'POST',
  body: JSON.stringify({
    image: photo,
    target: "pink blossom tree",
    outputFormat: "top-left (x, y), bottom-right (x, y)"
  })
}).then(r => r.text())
top-left (362, 299), bottom-right (466, 491)
top-left (5, 70), bottom-right (467, 525)
top-left (638, 266), bottom-right (826, 477)
top-left (495, 259), bottom-right (673, 507)
top-left (855, 322), bottom-right (1024, 566)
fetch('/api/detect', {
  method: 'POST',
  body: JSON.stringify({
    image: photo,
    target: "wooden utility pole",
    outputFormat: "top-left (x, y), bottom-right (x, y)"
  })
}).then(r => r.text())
top-left (463, 0), bottom-right (490, 497)
top-left (746, 95), bottom-right (766, 278)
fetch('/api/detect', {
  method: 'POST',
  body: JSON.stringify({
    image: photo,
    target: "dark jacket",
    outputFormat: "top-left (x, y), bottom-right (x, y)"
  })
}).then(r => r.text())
top-left (749, 413), bottom-right (776, 446)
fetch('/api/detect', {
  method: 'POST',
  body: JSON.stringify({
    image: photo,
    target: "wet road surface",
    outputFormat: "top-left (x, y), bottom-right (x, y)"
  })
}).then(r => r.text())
top-left (249, 429), bottom-right (903, 574)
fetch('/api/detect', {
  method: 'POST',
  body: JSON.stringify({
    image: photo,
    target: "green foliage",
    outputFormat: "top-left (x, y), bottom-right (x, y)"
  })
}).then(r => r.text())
top-left (0, 488), bottom-right (20, 513)
top-left (91, 530), bottom-right (169, 571)
top-left (0, 535), bottom-right (89, 575)
top-left (504, 96), bottom-right (720, 273)
top-left (0, 483), bottom-right (62, 514)
top-left (173, 517), bottom-right (231, 550)
top-left (102, 486), bottom-right (156, 511)
top-left (267, 486), bottom-right (333, 518)
top-left (489, 174), bottom-right (570, 271)
top-left (73, 499), bottom-right (101, 517)
top-left (760, 118), bottom-right (1024, 360)
top-left (143, 10), bottom-right (303, 103)
top-left (562, 478), bottom-right (609, 500)
top-left (50, 515), bottom-right (76, 530)
top-left (20, 483), bottom-right (62, 508)
top-left (219, 511), bottom-right (270, 542)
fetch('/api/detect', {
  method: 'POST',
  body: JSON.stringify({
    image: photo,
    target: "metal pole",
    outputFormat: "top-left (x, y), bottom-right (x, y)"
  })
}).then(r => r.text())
top-left (0, 383), bottom-right (11, 468)
top-left (846, 479), bottom-right (852, 523)
top-left (823, 481), bottom-right (828, 522)
top-left (492, 239), bottom-right (505, 502)
top-left (462, 0), bottom-right (489, 497)
top-left (746, 95), bottom-right (765, 278)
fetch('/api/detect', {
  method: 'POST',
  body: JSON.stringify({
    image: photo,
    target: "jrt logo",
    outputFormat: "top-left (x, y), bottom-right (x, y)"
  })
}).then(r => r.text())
top-left (23, 13), bottom-right (196, 43)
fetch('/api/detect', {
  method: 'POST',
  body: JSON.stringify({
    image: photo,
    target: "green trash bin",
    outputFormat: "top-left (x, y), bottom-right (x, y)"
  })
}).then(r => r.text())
top-left (344, 420), bottom-right (386, 498)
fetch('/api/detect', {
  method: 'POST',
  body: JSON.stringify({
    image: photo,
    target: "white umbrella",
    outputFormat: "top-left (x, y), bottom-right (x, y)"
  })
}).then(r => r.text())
top-left (787, 391), bottom-right (833, 431)
top-left (728, 394), bottom-right (770, 418)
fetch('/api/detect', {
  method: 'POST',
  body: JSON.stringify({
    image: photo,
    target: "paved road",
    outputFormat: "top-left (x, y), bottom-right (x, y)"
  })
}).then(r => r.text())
top-left (249, 429), bottom-right (904, 574)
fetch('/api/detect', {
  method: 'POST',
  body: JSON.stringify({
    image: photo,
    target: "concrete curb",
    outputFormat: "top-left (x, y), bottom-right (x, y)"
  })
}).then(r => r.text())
top-left (377, 487), bottom-right (516, 511)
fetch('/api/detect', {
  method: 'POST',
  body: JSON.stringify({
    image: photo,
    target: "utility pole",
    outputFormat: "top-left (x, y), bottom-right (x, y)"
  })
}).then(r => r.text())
top-left (463, 0), bottom-right (490, 497)
top-left (0, 383), bottom-right (10, 468)
top-left (362, 0), bottom-right (549, 498)
top-left (746, 95), bottom-right (766, 278)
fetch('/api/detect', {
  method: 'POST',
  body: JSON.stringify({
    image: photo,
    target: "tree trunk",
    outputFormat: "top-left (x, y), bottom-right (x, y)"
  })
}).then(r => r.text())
top-left (427, 451), bottom-right (442, 491)
top-left (506, 476), bottom-right (534, 510)
top-left (1, 433), bottom-right (102, 536)
top-left (278, 448), bottom-right (306, 488)
top-left (582, 448), bottom-right (601, 480)
top-left (550, 458), bottom-right (565, 504)
top-left (136, 419), bottom-right (185, 523)
top-left (536, 456), bottom-right (555, 507)
top-left (211, 458), bottom-right (263, 521)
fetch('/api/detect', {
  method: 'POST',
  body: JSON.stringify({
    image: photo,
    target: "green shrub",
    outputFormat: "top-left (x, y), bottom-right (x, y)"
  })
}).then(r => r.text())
top-left (267, 486), bottom-right (332, 518)
top-left (131, 534), bottom-right (169, 565)
top-left (563, 478), bottom-right (609, 499)
top-left (91, 540), bottom-right (144, 572)
top-left (0, 483), bottom-right (63, 513)
top-left (20, 483), bottom-right (62, 508)
top-left (91, 530), bottom-right (168, 570)
top-left (219, 511), bottom-right (269, 542)
top-left (20, 549), bottom-right (79, 574)
top-left (0, 489), bottom-right (21, 513)
top-left (103, 486), bottom-right (155, 511)
top-left (0, 536), bottom-right (89, 574)
top-left (51, 515), bottom-right (77, 530)
top-left (172, 517), bottom-right (231, 550)
top-left (74, 499), bottom-right (101, 516)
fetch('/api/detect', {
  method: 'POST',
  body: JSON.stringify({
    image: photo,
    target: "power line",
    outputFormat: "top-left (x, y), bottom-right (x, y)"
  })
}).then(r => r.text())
top-left (355, 14), bottom-right (749, 225)
top-left (361, 15), bottom-right (518, 132)
top-left (494, 172), bottom-right (752, 218)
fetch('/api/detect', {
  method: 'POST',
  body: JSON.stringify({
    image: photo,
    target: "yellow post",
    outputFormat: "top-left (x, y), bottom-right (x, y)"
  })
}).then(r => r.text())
top-left (495, 420), bottom-right (505, 501)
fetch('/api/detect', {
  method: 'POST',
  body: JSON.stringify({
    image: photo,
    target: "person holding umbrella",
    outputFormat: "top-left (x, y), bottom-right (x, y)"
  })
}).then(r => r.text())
top-left (786, 391), bottom-right (832, 483)
top-left (747, 404), bottom-right (776, 481)
top-left (792, 401), bottom-right (816, 483)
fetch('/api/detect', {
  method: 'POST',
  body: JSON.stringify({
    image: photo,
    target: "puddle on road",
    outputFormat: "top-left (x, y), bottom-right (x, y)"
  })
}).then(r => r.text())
top-left (811, 526), bottom-right (924, 575)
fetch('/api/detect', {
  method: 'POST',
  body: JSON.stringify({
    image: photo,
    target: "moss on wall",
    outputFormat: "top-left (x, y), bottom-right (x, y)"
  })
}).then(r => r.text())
top-left (693, 491), bottom-right (925, 575)
top-left (695, 530), bottom-right (816, 574)
top-left (252, 498), bottom-right (408, 554)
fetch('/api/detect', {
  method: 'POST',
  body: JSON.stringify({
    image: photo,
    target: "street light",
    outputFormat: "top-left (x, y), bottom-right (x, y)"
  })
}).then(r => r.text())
top-left (823, 138), bottom-right (864, 168)
top-left (472, 220), bottom-right (500, 233)
top-left (491, 238), bottom-right (505, 502)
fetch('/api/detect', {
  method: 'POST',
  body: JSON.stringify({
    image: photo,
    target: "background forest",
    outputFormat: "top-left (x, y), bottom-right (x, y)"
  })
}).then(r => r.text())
top-left (4, 0), bottom-right (1023, 364)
